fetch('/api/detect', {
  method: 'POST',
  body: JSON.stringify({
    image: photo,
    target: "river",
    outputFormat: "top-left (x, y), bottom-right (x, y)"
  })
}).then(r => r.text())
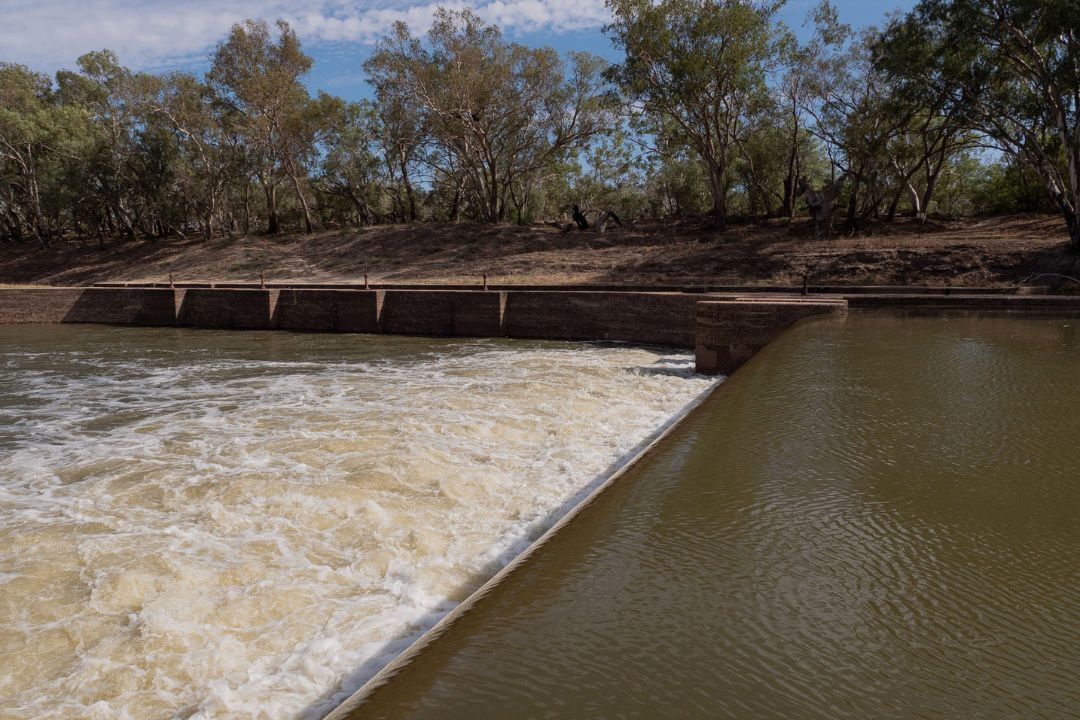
top-left (345, 313), bottom-right (1080, 720)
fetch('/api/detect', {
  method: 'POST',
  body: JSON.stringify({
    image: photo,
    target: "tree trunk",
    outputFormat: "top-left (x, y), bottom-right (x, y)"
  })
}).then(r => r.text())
top-left (782, 176), bottom-right (796, 219)
top-left (782, 129), bottom-right (800, 219)
top-left (712, 195), bottom-right (726, 230)
top-left (398, 154), bottom-right (417, 222)
top-left (113, 200), bottom-right (137, 241)
top-left (906, 181), bottom-right (922, 222)
top-left (449, 184), bottom-right (461, 222)
top-left (707, 162), bottom-right (727, 230)
top-left (264, 183), bottom-right (279, 234)
top-left (919, 167), bottom-right (942, 223)
top-left (347, 189), bottom-right (376, 226)
top-left (289, 173), bottom-right (314, 234)
top-left (886, 186), bottom-right (903, 222)
top-left (1066, 206), bottom-right (1080, 253)
top-left (845, 174), bottom-right (861, 231)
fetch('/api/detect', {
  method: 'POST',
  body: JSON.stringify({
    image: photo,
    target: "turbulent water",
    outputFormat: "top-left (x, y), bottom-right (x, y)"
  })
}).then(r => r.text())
top-left (0, 325), bottom-right (713, 720)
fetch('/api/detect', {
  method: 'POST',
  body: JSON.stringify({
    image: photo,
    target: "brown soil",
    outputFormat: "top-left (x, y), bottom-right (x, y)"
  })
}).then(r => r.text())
top-left (2, 214), bottom-right (1078, 289)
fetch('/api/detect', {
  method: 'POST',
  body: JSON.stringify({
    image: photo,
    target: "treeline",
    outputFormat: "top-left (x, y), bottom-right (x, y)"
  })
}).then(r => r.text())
top-left (1, 0), bottom-right (1077, 250)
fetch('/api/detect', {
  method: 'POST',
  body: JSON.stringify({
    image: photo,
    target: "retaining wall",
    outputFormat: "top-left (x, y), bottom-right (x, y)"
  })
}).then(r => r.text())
top-left (176, 289), bottom-right (278, 330)
top-left (0, 288), bottom-right (85, 324)
top-left (695, 298), bottom-right (849, 376)
top-left (503, 291), bottom-right (699, 347)
top-left (0, 287), bottom-right (708, 348)
top-left (0, 287), bottom-right (178, 326)
top-left (380, 290), bottom-right (504, 337)
top-left (4, 286), bottom-right (1080, 377)
top-left (273, 290), bottom-right (380, 333)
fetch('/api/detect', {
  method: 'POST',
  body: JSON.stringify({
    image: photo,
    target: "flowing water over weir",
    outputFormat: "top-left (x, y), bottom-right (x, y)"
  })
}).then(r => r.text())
top-left (342, 314), bottom-right (1080, 720)
top-left (0, 325), bottom-right (713, 720)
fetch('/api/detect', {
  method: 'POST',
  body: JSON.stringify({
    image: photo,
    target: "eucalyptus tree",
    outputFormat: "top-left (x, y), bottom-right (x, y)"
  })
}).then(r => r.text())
top-left (55, 51), bottom-right (158, 239)
top-left (605, 0), bottom-right (785, 229)
top-left (364, 46), bottom-right (426, 222)
top-left (884, 104), bottom-right (975, 222)
top-left (569, 127), bottom-right (648, 220)
top-left (734, 110), bottom-right (797, 217)
top-left (366, 9), bottom-right (614, 223)
top-left (0, 63), bottom-right (67, 245)
top-left (151, 72), bottom-right (244, 240)
top-left (879, 0), bottom-right (1080, 250)
top-left (314, 99), bottom-right (385, 226)
top-left (776, 23), bottom-right (822, 219)
top-left (208, 19), bottom-right (315, 234)
top-left (799, 5), bottom-right (901, 227)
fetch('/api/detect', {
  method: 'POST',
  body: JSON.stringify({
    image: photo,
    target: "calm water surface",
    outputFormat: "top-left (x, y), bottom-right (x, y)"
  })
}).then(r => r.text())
top-left (347, 314), bottom-right (1080, 720)
top-left (0, 325), bottom-right (712, 720)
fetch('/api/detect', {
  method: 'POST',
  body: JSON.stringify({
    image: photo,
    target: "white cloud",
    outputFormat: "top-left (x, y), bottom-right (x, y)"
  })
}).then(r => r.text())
top-left (0, 0), bottom-right (611, 74)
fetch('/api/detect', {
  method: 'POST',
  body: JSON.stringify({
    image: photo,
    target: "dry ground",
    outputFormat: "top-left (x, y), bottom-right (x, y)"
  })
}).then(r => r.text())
top-left (2, 214), bottom-right (1078, 289)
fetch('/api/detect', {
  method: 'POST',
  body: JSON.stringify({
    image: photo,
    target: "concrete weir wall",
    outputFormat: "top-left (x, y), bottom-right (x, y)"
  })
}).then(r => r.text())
top-left (35, 285), bottom-right (1080, 375)
top-left (274, 289), bottom-right (380, 333)
top-left (503, 291), bottom-right (699, 347)
top-left (695, 298), bottom-right (849, 376)
top-left (0, 287), bottom-right (710, 347)
top-left (0, 287), bottom-right (178, 326)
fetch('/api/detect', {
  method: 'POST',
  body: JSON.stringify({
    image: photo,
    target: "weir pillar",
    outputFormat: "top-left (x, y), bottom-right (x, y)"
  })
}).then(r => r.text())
top-left (695, 298), bottom-right (848, 376)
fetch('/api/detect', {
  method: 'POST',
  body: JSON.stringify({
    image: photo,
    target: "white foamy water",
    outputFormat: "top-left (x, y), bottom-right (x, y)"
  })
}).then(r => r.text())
top-left (0, 326), bottom-right (714, 720)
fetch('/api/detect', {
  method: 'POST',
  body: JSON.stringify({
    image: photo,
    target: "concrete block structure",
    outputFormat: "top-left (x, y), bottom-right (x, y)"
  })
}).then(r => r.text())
top-left (176, 289), bottom-right (278, 330)
top-left (695, 298), bottom-right (848, 375)
top-left (379, 290), bottom-right (504, 337)
top-left (6, 285), bottom-right (1080, 378)
top-left (273, 289), bottom-right (380, 333)
top-left (503, 291), bottom-right (700, 347)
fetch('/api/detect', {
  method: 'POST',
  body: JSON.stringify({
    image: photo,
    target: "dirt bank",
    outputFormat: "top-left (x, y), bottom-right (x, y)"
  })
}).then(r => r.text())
top-left (1, 214), bottom-right (1077, 289)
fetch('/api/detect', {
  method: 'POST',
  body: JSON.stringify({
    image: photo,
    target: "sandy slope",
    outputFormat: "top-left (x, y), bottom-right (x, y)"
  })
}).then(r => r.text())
top-left (1, 214), bottom-right (1077, 288)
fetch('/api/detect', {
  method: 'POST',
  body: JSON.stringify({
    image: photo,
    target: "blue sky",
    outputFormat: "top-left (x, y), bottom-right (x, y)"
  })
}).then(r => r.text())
top-left (2, 0), bottom-right (916, 99)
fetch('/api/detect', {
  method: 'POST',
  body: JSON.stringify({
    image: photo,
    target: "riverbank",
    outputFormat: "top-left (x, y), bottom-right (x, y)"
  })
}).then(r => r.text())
top-left (1, 214), bottom-right (1076, 289)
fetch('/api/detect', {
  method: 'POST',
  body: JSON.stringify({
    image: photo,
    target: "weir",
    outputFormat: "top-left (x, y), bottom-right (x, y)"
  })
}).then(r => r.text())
top-left (3, 284), bottom-right (1079, 375)
top-left (5, 284), bottom-right (1080, 719)
top-left (326, 314), bottom-right (1080, 720)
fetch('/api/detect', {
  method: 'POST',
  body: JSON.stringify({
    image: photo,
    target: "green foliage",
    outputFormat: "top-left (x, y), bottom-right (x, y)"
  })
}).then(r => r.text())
top-left (605, 0), bottom-right (786, 228)
top-left (364, 9), bottom-right (615, 223)
top-left (1, 2), bottom-right (1077, 249)
top-left (964, 158), bottom-right (1059, 216)
top-left (878, 0), bottom-right (1080, 246)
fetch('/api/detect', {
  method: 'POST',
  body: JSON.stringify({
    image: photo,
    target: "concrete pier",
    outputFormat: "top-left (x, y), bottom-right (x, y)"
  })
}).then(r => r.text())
top-left (694, 298), bottom-right (848, 375)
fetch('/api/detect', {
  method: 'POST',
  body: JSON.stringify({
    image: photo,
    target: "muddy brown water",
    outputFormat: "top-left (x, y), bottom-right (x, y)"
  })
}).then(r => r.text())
top-left (344, 313), bottom-right (1080, 720)
top-left (0, 326), bottom-right (712, 719)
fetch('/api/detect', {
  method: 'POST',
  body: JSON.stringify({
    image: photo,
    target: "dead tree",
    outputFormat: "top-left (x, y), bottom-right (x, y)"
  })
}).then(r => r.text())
top-left (596, 209), bottom-right (624, 234)
top-left (572, 204), bottom-right (589, 229)
top-left (558, 205), bottom-right (625, 234)
top-left (798, 174), bottom-right (847, 240)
